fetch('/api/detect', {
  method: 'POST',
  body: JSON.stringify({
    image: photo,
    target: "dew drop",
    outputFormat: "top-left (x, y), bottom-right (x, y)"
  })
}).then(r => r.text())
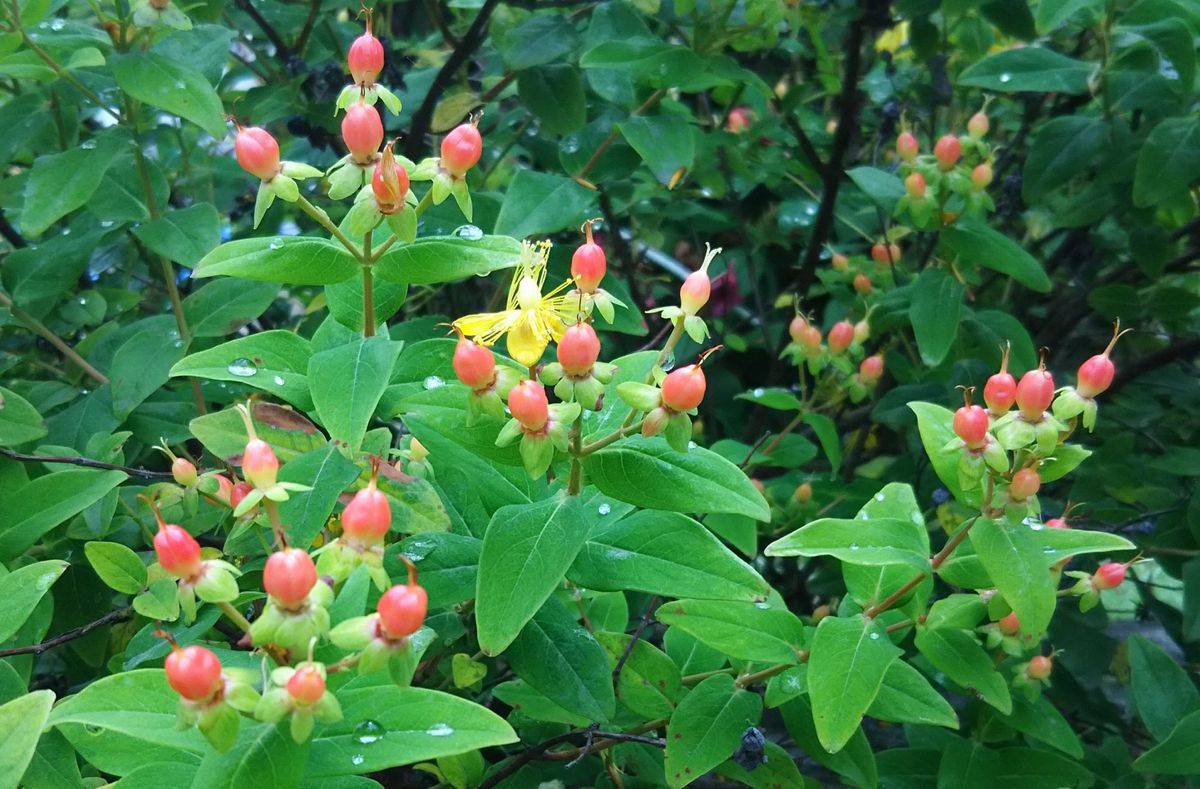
top-left (849, 543), bottom-right (860, 551)
top-left (660, 352), bottom-right (676, 372)
top-left (597, 502), bottom-right (611, 516)
top-left (999, 72), bottom-right (1012, 83)
top-left (173, 339), bottom-right (185, 348)
top-left (752, 387), bottom-right (765, 397)
top-left (1029, 522), bottom-right (1045, 531)
top-left (426, 722), bottom-right (454, 737)
top-left (268, 238), bottom-right (285, 250)
top-left (350, 754), bottom-right (365, 766)
top-left (869, 632), bottom-right (881, 640)
top-left (562, 135), bottom-right (581, 154)
top-left (227, 357), bottom-right (258, 377)
top-left (353, 719), bottom-right (385, 744)
top-left (874, 493), bottom-right (886, 502)
top-left (273, 375), bottom-right (285, 386)
top-left (81, 140), bottom-right (97, 150)
top-left (454, 224), bottom-right (483, 241)
top-left (173, 80), bottom-right (185, 89)
top-left (754, 602), bottom-right (771, 610)
top-left (423, 375), bottom-right (445, 390)
top-left (61, 227), bottom-right (72, 236)
top-left (1042, 546), bottom-right (1057, 554)
top-left (99, 219), bottom-right (114, 228)
top-left (50, 18), bottom-right (65, 30)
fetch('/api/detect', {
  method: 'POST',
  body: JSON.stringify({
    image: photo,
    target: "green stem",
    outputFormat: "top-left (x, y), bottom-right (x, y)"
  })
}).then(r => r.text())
top-left (362, 229), bottom-right (375, 338)
top-left (217, 601), bottom-right (252, 635)
top-left (566, 415), bottom-right (584, 494)
top-left (263, 500), bottom-right (288, 548)
top-left (16, 26), bottom-right (122, 123)
top-left (295, 194), bottom-right (363, 259)
top-left (580, 418), bottom-right (644, 455)
top-left (0, 290), bottom-right (109, 384)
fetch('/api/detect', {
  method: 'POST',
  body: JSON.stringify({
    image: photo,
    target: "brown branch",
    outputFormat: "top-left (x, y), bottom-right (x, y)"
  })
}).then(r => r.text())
top-left (0, 291), bottom-right (109, 385)
top-left (0, 447), bottom-right (175, 480)
top-left (611, 596), bottom-right (659, 692)
top-left (294, 0), bottom-right (321, 55)
top-left (481, 719), bottom-right (669, 788)
top-left (234, 0), bottom-right (294, 62)
top-left (771, 96), bottom-right (825, 174)
top-left (0, 607), bottom-right (132, 657)
top-left (863, 516), bottom-right (980, 619)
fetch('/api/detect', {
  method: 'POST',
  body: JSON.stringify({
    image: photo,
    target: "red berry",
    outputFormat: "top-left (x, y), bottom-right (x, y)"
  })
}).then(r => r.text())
top-left (726, 106), bottom-right (752, 133)
top-left (871, 242), bottom-right (901, 267)
top-left (853, 273), bottom-right (873, 295)
top-left (1016, 366), bottom-right (1055, 421)
top-left (287, 664), bottom-right (326, 706)
top-left (860, 354), bottom-right (884, 386)
top-left (342, 102), bottom-right (384, 163)
top-left (798, 324), bottom-right (822, 355)
top-left (896, 131), bottom-right (919, 161)
top-left (831, 252), bottom-right (850, 272)
top-left (905, 171), bottom-right (926, 198)
top-left (509, 380), bottom-right (549, 431)
top-left (210, 474), bottom-right (234, 506)
top-left (953, 404), bottom-right (990, 449)
top-left (230, 481), bottom-right (253, 512)
top-left (342, 481), bottom-right (391, 542)
top-left (794, 482), bottom-right (813, 504)
top-left (172, 457), bottom-right (197, 487)
top-left (154, 522), bottom-right (202, 579)
top-left (242, 438), bottom-right (279, 489)
top-left (1093, 561), bottom-right (1127, 590)
top-left (661, 365), bottom-right (707, 412)
top-left (234, 126), bottom-right (280, 181)
top-left (680, 270), bottom-right (711, 315)
top-left (984, 349), bottom-right (1017, 416)
top-left (968, 111), bottom-right (989, 140)
top-left (558, 323), bottom-right (600, 376)
top-left (347, 29), bottom-right (384, 86)
top-left (371, 144), bottom-right (409, 213)
top-left (788, 316), bottom-right (808, 345)
top-left (441, 122), bottom-right (482, 176)
top-left (1077, 322), bottom-right (1125, 398)
top-left (377, 582), bottom-right (428, 639)
top-left (1045, 517), bottom-right (1069, 529)
top-left (828, 320), bottom-right (854, 354)
top-left (165, 645), bottom-right (222, 702)
top-left (1026, 655), bottom-right (1052, 680)
top-left (263, 548), bottom-right (317, 609)
top-left (452, 337), bottom-right (496, 391)
top-left (854, 319), bottom-right (871, 344)
top-left (934, 134), bottom-right (961, 170)
top-left (1010, 468), bottom-right (1041, 501)
top-left (571, 242), bottom-right (607, 293)
top-left (971, 163), bottom-right (993, 189)
top-left (998, 612), bottom-right (1019, 635)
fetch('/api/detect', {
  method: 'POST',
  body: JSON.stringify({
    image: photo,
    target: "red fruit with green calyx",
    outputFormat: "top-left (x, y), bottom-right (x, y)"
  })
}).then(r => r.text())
top-left (1077, 322), bottom-right (1126, 398)
top-left (165, 645), bottom-right (222, 702)
top-left (263, 548), bottom-right (318, 609)
top-left (1026, 655), bottom-right (1052, 680)
top-left (571, 237), bottom-right (607, 293)
top-left (155, 522), bottom-right (202, 579)
top-left (971, 163), bottom-right (993, 189)
top-left (509, 380), bottom-right (549, 431)
top-left (905, 172), bottom-right (926, 198)
top-left (998, 612), bottom-right (1019, 635)
top-left (453, 336), bottom-right (496, 390)
top-left (934, 134), bottom-right (961, 170)
top-left (441, 122), bottom-right (482, 176)
top-left (342, 478), bottom-right (391, 542)
top-left (953, 403), bottom-right (989, 450)
top-left (896, 131), bottom-right (919, 161)
top-left (662, 365), bottom-right (706, 412)
top-left (342, 102), bottom-right (384, 163)
top-left (831, 252), bottom-right (850, 272)
top-left (853, 273), bottom-right (872, 295)
top-left (828, 320), bottom-right (854, 354)
top-left (984, 345), bottom-right (1017, 416)
top-left (242, 438), bottom-right (279, 489)
top-left (1010, 467), bottom-right (1041, 500)
top-left (1093, 561), bottom-right (1126, 590)
top-left (558, 323), bottom-right (600, 377)
top-left (378, 560), bottom-right (427, 639)
top-left (371, 143), bottom-right (408, 213)
top-left (968, 111), bottom-right (989, 139)
top-left (871, 242), bottom-right (901, 266)
top-left (1016, 362), bottom-right (1055, 420)
top-left (347, 13), bottom-right (383, 86)
top-left (287, 664), bottom-right (326, 706)
top-left (860, 354), bottom-right (884, 385)
top-left (235, 126), bottom-right (280, 181)
top-left (172, 457), bottom-right (197, 486)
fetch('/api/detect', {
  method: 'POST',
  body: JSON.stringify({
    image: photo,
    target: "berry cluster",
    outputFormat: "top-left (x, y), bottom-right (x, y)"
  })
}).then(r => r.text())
top-left (893, 108), bottom-right (995, 229)
top-left (782, 311), bottom-right (885, 404)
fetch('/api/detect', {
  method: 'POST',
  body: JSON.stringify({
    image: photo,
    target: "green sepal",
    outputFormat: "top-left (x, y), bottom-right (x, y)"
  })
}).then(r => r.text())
top-left (1035, 418), bottom-right (1060, 455)
top-left (358, 638), bottom-right (392, 674)
top-left (269, 175), bottom-right (299, 202)
top-left (328, 161), bottom-right (368, 201)
top-left (253, 183), bottom-right (276, 230)
top-left (254, 688), bottom-right (291, 723)
top-left (386, 207), bottom-right (417, 242)
top-left (494, 366), bottom-right (522, 396)
top-left (617, 381), bottom-right (662, 412)
top-left (683, 314), bottom-right (709, 343)
top-left (335, 84), bottom-right (359, 114)
top-left (330, 615), bottom-right (376, 651)
top-left (346, 199), bottom-right (383, 236)
top-left (233, 487), bottom-right (264, 517)
top-left (664, 412), bottom-right (692, 452)
top-left (290, 709), bottom-right (315, 743)
top-left (375, 84), bottom-right (402, 115)
top-left (199, 703), bottom-right (240, 752)
top-left (958, 451), bottom-right (985, 492)
top-left (984, 438), bottom-right (1009, 473)
top-left (519, 433), bottom-right (554, 479)
top-left (314, 691), bottom-right (343, 723)
top-left (431, 172), bottom-right (452, 204)
top-left (574, 375), bottom-right (605, 411)
top-left (450, 178), bottom-right (473, 221)
top-left (641, 406), bottom-right (669, 437)
top-left (281, 161), bottom-right (323, 179)
top-left (540, 363), bottom-right (565, 386)
top-left (593, 362), bottom-right (618, 385)
top-left (996, 417), bottom-right (1036, 451)
top-left (495, 418), bottom-right (523, 448)
top-left (224, 681), bottom-right (261, 714)
top-left (193, 562), bottom-right (240, 604)
top-left (411, 157), bottom-right (439, 181)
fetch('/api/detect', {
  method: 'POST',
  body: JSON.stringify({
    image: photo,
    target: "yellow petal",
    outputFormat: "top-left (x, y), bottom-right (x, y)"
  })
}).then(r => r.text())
top-left (453, 310), bottom-right (520, 346)
top-left (506, 319), bottom-right (547, 368)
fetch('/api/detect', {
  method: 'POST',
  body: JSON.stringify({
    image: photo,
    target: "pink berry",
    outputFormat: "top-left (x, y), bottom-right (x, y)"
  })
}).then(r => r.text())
top-left (967, 111), bottom-right (989, 140)
top-left (263, 548), bottom-right (317, 609)
top-left (661, 365), bottom-right (707, 412)
top-left (453, 337), bottom-right (496, 391)
top-left (371, 143), bottom-right (409, 213)
top-left (557, 323), bottom-right (600, 376)
top-left (934, 134), bottom-right (961, 170)
top-left (788, 316), bottom-right (808, 345)
top-left (342, 102), bottom-right (384, 163)
top-left (680, 270), bottom-right (711, 315)
top-left (509, 380), bottom-right (549, 431)
top-left (1093, 561), bottom-right (1127, 590)
top-left (971, 163), bottom-right (993, 189)
top-left (1026, 655), bottom-right (1052, 680)
top-left (287, 664), bottom-right (326, 706)
top-left (998, 612), bottom-right (1019, 635)
top-left (165, 645), bottom-right (222, 702)
top-left (798, 324), bottom-right (822, 355)
top-left (1016, 365), bottom-right (1055, 421)
top-left (860, 354), bottom-right (884, 386)
top-left (831, 252), bottom-right (850, 272)
top-left (985, 348), bottom-right (1017, 416)
top-left (1045, 517), bottom-right (1069, 530)
top-left (154, 522), bottom-right (202, 579)
top-left (234, 126), bottom-right (280, 181)
top-left (1010, 468), bottom-right (1041, 501)
top-left (853, 273), bottom-right (873, 295)
top-left (172, 457), bottom-right (197, 486)
top-left (342, 481), bottom-right (391, 542)
top-left (441, 122), bottom-right (482, 176)
top-left (896, 131), bottom-right (919, 161)
top-left (242, 438), bottom-right (279, 490)
top-left (794, 482), bottom-right (813, 504)
top-left (571, 242), bottom-right (606, 293)
top-left (378, 582), bottom-right (428, 639)
top-left (905, 171), bottom-right (926, 198)
top-left (954, 404), bottom-right (990, 449)
top-left (230, 481), bottom-right (253, 512)
top-left (871, 242), bottom-right (901, 267)
top-left (828, 320), bottom-right (854, 354)
top-left (726, 106), bottom-right (752, 133)
top-left (347, 21), bottom-right (384, 86)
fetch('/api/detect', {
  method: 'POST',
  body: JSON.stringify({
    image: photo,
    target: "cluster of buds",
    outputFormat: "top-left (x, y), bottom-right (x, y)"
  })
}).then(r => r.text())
top-left (820, 244), bottom-right (900, 302)
top-left (893, 107), bottom-right (994, 228)
top-left (649, 244), bottom-right (723, 343)
top-left (618, 349), bottom-right (717, 453)
top-left (495, 379), bottom-right (581, 479)
top-left (331, 556), bottom-right (430, 676)
top-left (782, 312), bottom-right (884, 403)
top-left (983, 611), bottom-right (1037, 658)
top-left (317, 459), bottom-right (394, 589)
top-left (1066, 559), bottom-right (1134, 612)
top-left (1012, 654), bottom-right (1055, 699)
top-left (540, 322), bottom-right (617, 411)
top-left (164, 642), bottom-right (260, 750)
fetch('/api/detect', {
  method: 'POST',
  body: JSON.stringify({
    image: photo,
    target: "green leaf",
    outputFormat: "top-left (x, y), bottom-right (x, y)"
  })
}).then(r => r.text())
top-left (735, 387), bottom-right (803, 411)
top-left (937, 737), bottom-right (999, 788)
top-left (940, 220), bottom-right (1051, 293)
top-left (0, 386), bottom-right (47, 446)
top-left (867, 659), bottom-right (958, 729)
top-left (306, 685), bottom-right (517, 777)
top-left (191, 723), bottom-right (307, 789)
top-left (582, 437), bottom-right (769, 521)
top-left (807, 614), bottom-right (901, 753)
top-left (765, 517), bottom-right (931, 569)
top-left (20, 133), bottom-right (122, 236)
top-left (595, 632), bottom-right (682, 719)
top-left (969, 518), bottom-right (1056, 635)
top-left (803, 412), bottom-right (842, 472)
top-left (110, 324), bottom-right (189, 418)
top-left (999, 693), bottom-right (1083, 758)
top-left (914, 627), bottom-right (1011, 713)
top-left (475, 496), bottom-right (588, 655)
top-left (133, 579), bottom-right (180, 621)
top-left (132, 203), bottom-right (221, 267)
top-left (518, 65), bottom-right (587, 135)
top-left (619, 108), bottom-right (695, 184)
top-left (189, 402), bottom-right (325, 464)
top-left (308, 336), bottom-right (403, 455)
top-left (192, 237), bottom-right (360, 285)
top-left (327, 276), bottom-right (407, 332)
top-left (908, 402), bottom-right (973, 506)
top-left (1022, 116), bottom-right (1108, 202)
top-left (876, 748), bottom-right (939, 788)
top-left (1133, 117), bottom-right (1200, 208)
top-left (655, 599), bottom-right (805, 663)
top-left (373, 464), bottom-right (451, 535)
top-left (372, 236), bottom-right (523, 286)
top-left (993, 746), bottom-right (1094, 786)
top-left (493, 171), bottom-right (596, 238)
top-left (664, 674), bottom-right (762, 789)
top-left (21, 727), bottom-right (82, 789)
top-left (847, 166), bottom-right (906, 211)
top-left (0, 471), bottom-right (126, 560)
top-left (568, 510), bottom-right (769, 602)
top-left (842, 483), bottom-right (932, 610)
top-left (183, 279), bottom-right (280, 338)
top-left (780, 696), bottom-right (877, 788)
top-left (170, 331), bottom-right (314, 409)
top-left (0, 690), bottom-right (55, 788)
top-left (491, 680), bottom-right (589, 726)
top-left (506, 596), bottom-right (615, 723)
top-left (716, 739), bottom-right (810, 788)
top-left (388, 534), bottom-right (481, 610)
top-left (1132, 708), bottom-right (1200, 774)
top-left (1038, 443), bottom-right (1091, 482)
top-left (909, 268), bottom-right (964, 366)
top-left (110, 53), bottom-right (226, 137)
top-left (1033, 526), bottom-right (1135, 565)
top-left (1036, 0), bottom-right (1103, 31)
top-left (276, 444), bottom-right (362, 548)
top-left (1129, 635), bottom-right (1200, 741)
top-left (958, 47), bottom-right (1094, 93)
top-left (84, 542), bottom-right (147, 594)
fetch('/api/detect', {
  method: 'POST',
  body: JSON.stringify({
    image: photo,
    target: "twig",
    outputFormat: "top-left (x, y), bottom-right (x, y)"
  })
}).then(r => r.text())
top-left (863, 516), bottom-right (980, 619)
top-left (294, 0), bottom-right (321, 55)
top-left (771, 96), bottom-right (825, 173)
top-left (0, 291), bottom-right (109, 385)
top-left (0, 607), bottom-right (132, 657)
top-left (0, 447), bottom-right (177, 479)
top-left (481, 719), bottom-right (670, 788)
top-left (612, 595), bottom-right (659, 691)
top-left (577, 89), bottom-right (667, 183)
top-left (234, 0), bottom-right (294, 62)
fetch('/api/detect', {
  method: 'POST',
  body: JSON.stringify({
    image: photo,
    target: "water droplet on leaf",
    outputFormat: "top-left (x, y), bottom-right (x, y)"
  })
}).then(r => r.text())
top-left (227, 358), bottom-right (258, 377)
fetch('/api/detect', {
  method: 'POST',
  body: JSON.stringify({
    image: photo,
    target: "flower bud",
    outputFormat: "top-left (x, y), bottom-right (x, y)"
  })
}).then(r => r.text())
top-left (347, 16), bottom-right (384, 86)
top-left (453, 337), bottom-right (497, 391)
top-left (1026, 655), bottom-right (1052, 680)
top-left (661, 365), bottom-right (706, 412)
top-left (342, 102), bottom-right (384, 164)
top-left (828, 320), bottom-right (854, 354)
top-left (794, 482), bottom-right (813, 504)
top-left (342, 480), bottom-right (391, 543)
top-left (235, 126), bottom-right (280, 181)
top-left (934, 134), bottom-right (961, 170)
top-left (998, 612), bottom-right (1019, 635)
top-left (557, 323), bottom-right (601, 377)
top-left (371, 143), bottom-right (409, 213)
top-left (1016, 364), bottom-right (1055, 421)
top-left (509, 380), bottom-right (549, 431)
top-left (853, 319), bottom-right (871, 344)
top-left (896, 131), bottom-right (919, 161)
top-left (155, 522), bottom-right (202, 579)
top-left (1077, 323), bottom-right (1125, 398)
top-left (971, 163), bottom-right (993, 190)
top-left (797, 324), bottom-right (822, 355)
top-left (853, 273), bottom-right (872, 295)
top-left (967, 111), bottom-right (989, 140)
top-left (172, 457), bottom-right (198, 487)
top-left (287, 664), bottom-right (326, 706)
top-left (1010, 467), bottom-right (1041, 501)
top-left (870, 242), bottom-right (901, 267)
top-left (1093, 561), bottom-right (1127, 590)
top-left (441, 122), bottom-right (482, 177)
top-left (831, 252), bottom-right (850, 272)
top-left (165, 645), bottom-right (223, 702)
top-left (859, 354), bottom-right (884, 386)
top-left (378, 581), bottom-right (427, 639)
top-left (263, 548), bottom-right (318, 610)
top-left (905, 171), bottom-right (926, 198)
top-left (242, 439), bottom-right (279, 490)
top-left (726, 106), bottom-right (752, 133)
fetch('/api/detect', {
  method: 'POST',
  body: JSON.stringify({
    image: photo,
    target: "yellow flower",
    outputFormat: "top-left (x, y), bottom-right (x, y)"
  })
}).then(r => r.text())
top-left (452, 240), bottom-right (574, 368)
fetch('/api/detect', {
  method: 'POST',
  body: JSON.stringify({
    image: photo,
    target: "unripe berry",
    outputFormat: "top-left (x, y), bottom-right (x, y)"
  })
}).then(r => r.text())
top-left (853, 319), bottom-right (871, 344)
top-left (378, 582), bottom-right (428, 639)
top-left (242, 439), bottom-right (279, 489)
top-left (1093, 561), bottom-right (1127, 590)
top-left (342, 102), bottom-right (384, 164)
top-left (967, 111), bottom-right (990, 140)
top-left (788, 316), bottom-right (808, 345)
top-left (347, 25), bottom-right (384, 86)
top-left (1045, 517), bottom-right (1069, 529)
top-left (831, 252), bottom-right (850, 272)
top-left (571, 242), bottom-right (607, 293)
top-left (287, 664), bottom-right (326, 706)
top-left (230, 481), bottom-right (253, 512)
top-left (154, 522), bottom-right (202, 579)
top-left (661, 365), bottom-right (707, 412)
top-left (172, 457), bottom-right (197, 486)
top-left (853, 273), bottom-right (872, 295)
top-left (680, 270), bottom-right (711, 315)
top-left (934, 134), bottom-right (961, 170)
top-left (210, 474), bottom-right (234, 506)
top-left (371, 144), bottom-right (409, 213)
top-left (509, 380), bottom-right (549, 431)
top-left (1016, 365), bottom-right (1055, 421)
top-left (263, 548), bottom-right (318, 609)
top-left (828, 320), bottom-right (854, 354)
top-left (1026, 655), bottom-right (1052, 680)
top-left (998, 612), bottom-right (1019, 636)
top-left (726, 106), bottom-right (752, 133)
top-left (860, 354), bottom-right (884, 386)
top-left (953, 404), bottom-right (990, 449)
top-left (794, 482), bottom-right (813, 504)
top-left (235, 126), bottom-right (280, 181)
top-left (453, 337), bottom-right (496, 391)
top-left (558, 323), bottom-right (601, 376)
top-left (1010, 467), bottom-right (1041, 501)
top-left (971, 163), bottom-right (993, 190)
top-left (441, 122), bottom-right (482, 177)
top-left (1077, 323), bottom-right (1125, 399)
top-left (165, 645), bottom-right (222, 702)
top-left (905, 171), bottom-right (926, 198)
top-left (798, 324), bottom-right (822, 355)
top-left (871, 242), bottom-right (901, 267)
top-left (985, 348), bottom-right (1017, 416)
top-left (896, 131), bottom-right (919, 161)
top-left (342, 481), bottom-right (391, 542)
